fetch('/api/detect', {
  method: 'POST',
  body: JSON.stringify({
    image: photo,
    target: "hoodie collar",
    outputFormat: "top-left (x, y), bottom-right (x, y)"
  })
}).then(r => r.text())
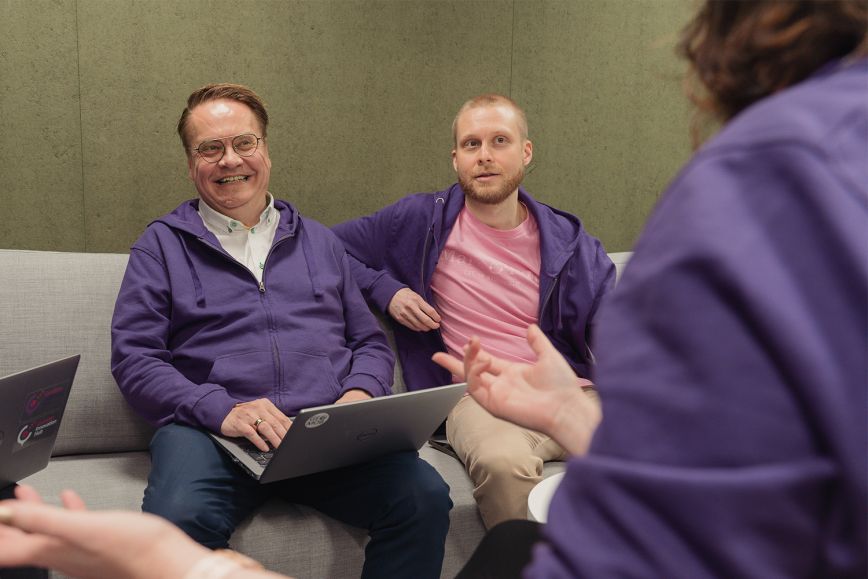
top-left (438, 183), bottom-right (585, 277)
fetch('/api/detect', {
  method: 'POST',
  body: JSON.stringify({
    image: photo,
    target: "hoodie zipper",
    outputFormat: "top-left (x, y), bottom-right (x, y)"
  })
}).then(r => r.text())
top-left (194, 233), bottom-right (293, 407)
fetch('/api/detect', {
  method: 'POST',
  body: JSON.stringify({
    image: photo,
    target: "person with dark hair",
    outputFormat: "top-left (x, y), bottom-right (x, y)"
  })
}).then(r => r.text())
top-left (333, 93), bottom-right (614, 529)
top-left (434, 1), bottom-right (868, 577)
top-left (109, 83), bottom-right (452, 579)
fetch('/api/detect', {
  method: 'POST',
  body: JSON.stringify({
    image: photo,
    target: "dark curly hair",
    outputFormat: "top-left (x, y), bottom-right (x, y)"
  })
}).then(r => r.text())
top-left (679, 0), bottom-right (867, 130)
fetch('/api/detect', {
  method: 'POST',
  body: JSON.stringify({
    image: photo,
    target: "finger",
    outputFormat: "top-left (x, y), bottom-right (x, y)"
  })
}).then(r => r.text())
top-left (409, 306), bottom-right (440, 331)
top-left (416, 299), bottom-right (442, 324)
top-left (466, 356), bottom-right (493, 390)
top-left (255, 421), bottom-right (282, 448)
top-left (239, 425), bottom-right (270, 452)
top-left (432, 352), bottom-right (465, 378)
top-left (59, 490), bottom-right (87, 512)
top-left (13, 484), bottom-right (44, 504)
top-left (396, 312), bottom-right (426, 332)
top-left (0, 501), bottom-right (93, 542)
top-left (526, 324), bottom-right (557, 358)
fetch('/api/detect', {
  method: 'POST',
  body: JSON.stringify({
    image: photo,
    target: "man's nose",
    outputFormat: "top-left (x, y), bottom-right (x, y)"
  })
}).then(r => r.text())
top-left (219, 146), bottom-right (243, 167)
top-left (477, 143), bottom-right (493, 163)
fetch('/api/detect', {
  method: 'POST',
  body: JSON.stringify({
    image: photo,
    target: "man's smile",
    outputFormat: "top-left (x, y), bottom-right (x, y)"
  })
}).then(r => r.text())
top-left (217, 175), bottom-right (250, 184)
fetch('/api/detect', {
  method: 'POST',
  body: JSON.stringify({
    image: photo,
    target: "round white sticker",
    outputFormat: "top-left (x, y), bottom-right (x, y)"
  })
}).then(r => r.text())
top-left (305, 413), bottom-right (330, 429)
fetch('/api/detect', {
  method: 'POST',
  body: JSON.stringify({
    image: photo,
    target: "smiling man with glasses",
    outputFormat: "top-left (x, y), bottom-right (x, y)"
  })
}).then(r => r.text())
top-left (109, 83), bottom-right (452, 579)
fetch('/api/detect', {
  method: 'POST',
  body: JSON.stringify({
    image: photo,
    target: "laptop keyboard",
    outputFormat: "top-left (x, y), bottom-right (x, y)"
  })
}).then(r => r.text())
top-left (241, 442), bottom-right (274, 467)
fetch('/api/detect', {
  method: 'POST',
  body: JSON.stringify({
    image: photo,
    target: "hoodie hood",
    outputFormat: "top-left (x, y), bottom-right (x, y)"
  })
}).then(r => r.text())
top-left (148, 198), bottom-right (323, 303)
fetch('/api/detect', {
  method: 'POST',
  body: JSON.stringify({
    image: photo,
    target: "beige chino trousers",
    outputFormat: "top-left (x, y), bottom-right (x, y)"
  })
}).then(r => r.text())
top-left (446, 395), bottom-right (567, 529)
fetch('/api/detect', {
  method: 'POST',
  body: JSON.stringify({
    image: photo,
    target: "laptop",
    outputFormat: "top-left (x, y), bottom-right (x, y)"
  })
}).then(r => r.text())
top-left (0, 355), bottom-right (80, 489)
top-left (210, 382), bottom-right (467, 484)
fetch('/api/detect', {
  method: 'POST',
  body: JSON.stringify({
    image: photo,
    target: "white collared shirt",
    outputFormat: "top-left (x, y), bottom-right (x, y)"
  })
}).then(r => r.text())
top-left (197, 194), bottom-right (279, 283)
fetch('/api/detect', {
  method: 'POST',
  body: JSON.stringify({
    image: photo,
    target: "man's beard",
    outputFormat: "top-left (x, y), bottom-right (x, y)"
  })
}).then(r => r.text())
top-left (460, 165), bottom-right (525, 205)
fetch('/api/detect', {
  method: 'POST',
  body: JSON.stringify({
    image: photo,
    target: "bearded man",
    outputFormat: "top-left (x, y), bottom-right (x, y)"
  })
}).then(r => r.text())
top-left (333, 94), bottom-right (615, 529)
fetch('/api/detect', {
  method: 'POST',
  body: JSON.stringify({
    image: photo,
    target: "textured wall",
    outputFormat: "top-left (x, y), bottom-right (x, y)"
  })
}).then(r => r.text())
top-left (0, 0), bottom-right (691, 254)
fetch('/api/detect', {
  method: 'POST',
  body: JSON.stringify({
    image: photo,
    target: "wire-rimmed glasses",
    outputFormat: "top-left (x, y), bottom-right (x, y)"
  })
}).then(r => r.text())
top-left (192, 133), bottom-right (263, 163)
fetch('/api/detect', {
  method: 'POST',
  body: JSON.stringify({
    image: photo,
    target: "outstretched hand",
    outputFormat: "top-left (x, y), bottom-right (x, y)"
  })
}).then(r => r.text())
top-left (0, 485), bottom-right (205, 579)
top-left (433, 325), bottom-right (601, 455)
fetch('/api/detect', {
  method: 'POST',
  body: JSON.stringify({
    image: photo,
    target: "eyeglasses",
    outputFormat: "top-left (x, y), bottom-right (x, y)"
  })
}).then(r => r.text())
top-left (192, 133), bottom-right (263, 163)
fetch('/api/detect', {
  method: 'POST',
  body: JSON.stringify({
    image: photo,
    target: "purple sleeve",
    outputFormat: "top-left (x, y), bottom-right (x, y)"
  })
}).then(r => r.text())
top-left (333, 206), bottom-right (408, 313)
top-left (336, 250), bottom-right (395, 398)
top-left (529, 144), bottom-right (867, 577)
top-left (110, 245), bottom-right (239, 431)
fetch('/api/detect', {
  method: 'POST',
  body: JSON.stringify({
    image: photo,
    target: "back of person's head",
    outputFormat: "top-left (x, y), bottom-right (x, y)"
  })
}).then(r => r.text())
top-left (177, 83), bottom-right (270, 151)
top-left (452, 94), bottom-right (529, 145)
top-left (679, 0), bottom-right (868, 124)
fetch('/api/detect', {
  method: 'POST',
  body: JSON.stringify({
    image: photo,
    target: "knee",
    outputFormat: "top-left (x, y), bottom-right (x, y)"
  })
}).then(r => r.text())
top-left (471, 451), bottom-right (541, 483)
top-left (143, 485), bottom-right (235, 548)
top-left (389, 463), bottom-right (453, 528)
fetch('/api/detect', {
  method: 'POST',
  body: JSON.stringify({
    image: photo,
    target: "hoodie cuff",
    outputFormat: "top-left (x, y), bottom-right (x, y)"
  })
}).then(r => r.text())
top-left (191, 387), bottom-right (241, 432)
top-left (341, 373), bottom-right (391, 398)
top-left (369, 277), bottom-right (409, 314)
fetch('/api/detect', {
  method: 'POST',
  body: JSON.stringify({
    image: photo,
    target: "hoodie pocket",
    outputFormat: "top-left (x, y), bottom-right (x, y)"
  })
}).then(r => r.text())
top-left (206, 350), bottom-right (342, 408)
top-left (207, 351), bottom-right (276, 399)
top-left (279, 350), bottom-right (343, 404)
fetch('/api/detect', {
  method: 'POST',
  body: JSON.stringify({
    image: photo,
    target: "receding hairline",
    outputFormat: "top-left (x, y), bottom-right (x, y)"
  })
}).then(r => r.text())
top-left (452, 94), bottom-right (529, 146)
top-left (177, 83), bottom-right (269, 153)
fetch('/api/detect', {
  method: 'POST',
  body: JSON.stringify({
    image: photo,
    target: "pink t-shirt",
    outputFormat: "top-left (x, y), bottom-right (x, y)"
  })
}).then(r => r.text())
top-left (430, 205), bottom-right (541, 364)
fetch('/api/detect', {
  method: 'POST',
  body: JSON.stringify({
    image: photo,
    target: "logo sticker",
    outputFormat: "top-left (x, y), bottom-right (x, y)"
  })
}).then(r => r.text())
top-left (305, 413), bottom-right (329, 429)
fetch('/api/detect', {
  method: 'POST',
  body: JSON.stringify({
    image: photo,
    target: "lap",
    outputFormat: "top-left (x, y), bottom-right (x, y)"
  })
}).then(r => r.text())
top-left (275, 450), bottom-right (451, 528)
top-left (447, 396), bottom-right (566, 463)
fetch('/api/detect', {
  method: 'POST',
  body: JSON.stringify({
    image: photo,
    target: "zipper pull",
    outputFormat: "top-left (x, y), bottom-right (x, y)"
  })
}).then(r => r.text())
top-left (259, 281), bottom-right (266, 293)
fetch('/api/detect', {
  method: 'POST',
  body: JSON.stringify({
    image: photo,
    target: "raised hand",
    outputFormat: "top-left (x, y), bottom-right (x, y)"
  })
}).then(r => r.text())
top-left (388, 288), bottom-right (441, 331)
top-left (433, 325), bottom-right (601, 455)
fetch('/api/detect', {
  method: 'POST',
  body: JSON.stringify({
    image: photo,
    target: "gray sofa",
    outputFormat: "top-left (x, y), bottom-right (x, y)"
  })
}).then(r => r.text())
top-left (0, 248), bottom-right (630, 579)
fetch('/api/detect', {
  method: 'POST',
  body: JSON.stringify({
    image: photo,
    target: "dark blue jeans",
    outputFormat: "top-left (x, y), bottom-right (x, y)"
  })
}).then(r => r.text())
top-left (142, 424), bottom-right (452, 579)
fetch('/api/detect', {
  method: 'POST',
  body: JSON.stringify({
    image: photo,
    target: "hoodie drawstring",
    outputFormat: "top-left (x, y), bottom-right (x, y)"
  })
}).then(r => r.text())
top-left (301, 225), bottom-right (325, 299)
top-left (178, 234), bottom-right (207, 308)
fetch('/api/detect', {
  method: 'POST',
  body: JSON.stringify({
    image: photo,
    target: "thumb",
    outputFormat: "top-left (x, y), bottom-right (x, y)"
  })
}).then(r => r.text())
top-left (526, 324), bottom-right (557, 358)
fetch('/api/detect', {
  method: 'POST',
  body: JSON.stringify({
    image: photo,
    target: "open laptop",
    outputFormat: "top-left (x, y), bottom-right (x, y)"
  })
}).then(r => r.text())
top-left (210, 382), bottom-right (466, 484)
top-left (0, 355), bottom-right (80, 489)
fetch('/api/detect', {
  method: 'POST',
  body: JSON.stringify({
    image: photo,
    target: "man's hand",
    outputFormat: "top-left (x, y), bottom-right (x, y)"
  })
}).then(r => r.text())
top-left (336, 389), bottom-right (373, 404)
top-left (388, 288), bottom-right (441, 331)
top-left (433, 325), bottom-right (601, 456)
top-left (220, 398), bottom-right (293, 452)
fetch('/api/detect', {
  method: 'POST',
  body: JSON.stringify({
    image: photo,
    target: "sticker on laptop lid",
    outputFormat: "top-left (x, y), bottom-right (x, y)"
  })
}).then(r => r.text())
top-left (305, 413), bottom-right (329, 429)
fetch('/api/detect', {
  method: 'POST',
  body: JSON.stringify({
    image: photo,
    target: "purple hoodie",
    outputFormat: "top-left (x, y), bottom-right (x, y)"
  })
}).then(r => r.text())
top-left (530, 60), bottom-right (867, 577)
top-left (333, 185), bottom-right (615, 390)
top-left (111, 199), bottom-right (394, 433)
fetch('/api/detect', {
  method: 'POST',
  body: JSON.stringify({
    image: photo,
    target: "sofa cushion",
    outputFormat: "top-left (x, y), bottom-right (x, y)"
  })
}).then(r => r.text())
top-left (0, 249), bottom-right (154, 456)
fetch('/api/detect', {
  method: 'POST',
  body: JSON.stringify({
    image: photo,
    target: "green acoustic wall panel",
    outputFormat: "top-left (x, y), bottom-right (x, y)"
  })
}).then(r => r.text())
top-left (513, 0), bottom-right (693, 252)
top-left (74, 0), bottom-right (513, 252)
top-left (2, 0), bottom-right (694, 254)
top-left (0, 0), bottom-right (85, 251)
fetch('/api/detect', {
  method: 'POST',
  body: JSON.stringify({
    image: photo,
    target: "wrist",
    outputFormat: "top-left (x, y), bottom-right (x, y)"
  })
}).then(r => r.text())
top-left (183, 550), bottom-right (262, 579)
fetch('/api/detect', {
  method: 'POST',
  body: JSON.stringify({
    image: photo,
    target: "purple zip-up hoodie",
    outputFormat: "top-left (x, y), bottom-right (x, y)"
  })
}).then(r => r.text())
top-left (333, 185), bottom-right (615, 391)
top-left (111, 199), bottom-right (394, 433)
top-left (530, 59), bottom-right (867, 578)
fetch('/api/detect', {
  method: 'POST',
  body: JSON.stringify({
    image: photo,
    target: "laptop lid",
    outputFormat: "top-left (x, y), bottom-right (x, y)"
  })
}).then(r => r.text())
top-left (0, 355), bottom-right (80, 488)
top-left (211, 382), bottom-right (467, 484)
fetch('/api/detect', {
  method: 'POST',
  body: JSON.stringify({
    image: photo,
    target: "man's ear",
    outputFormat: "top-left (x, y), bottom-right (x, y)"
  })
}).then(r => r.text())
top-left (523, 139), bottom-right (533, 167)
top-left (187, 155), bottom-right (197, 181)
top-left (452, 149), bottom-right (458, 173)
